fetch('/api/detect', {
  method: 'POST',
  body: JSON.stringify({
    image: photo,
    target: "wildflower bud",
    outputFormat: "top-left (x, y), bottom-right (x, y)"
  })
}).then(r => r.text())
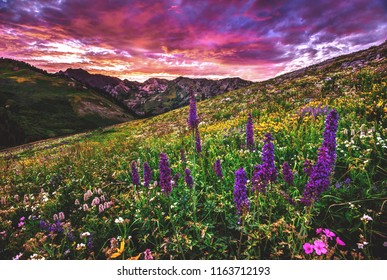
top-left (74, 199), bottom-right (80, 205)
top-left (83, 204), bottom-right (89, 211)
top-left (98, 204), bottom-right (104, 214)
top-left (23, 194), bottom-right (29, 204)
top-left (91, 197), bottom-right (100, 206)
top-left (144, 249), bottom-right (154, 260)
top-left (53, 214), bottom-right (59, 221)
top-left (100, 195), bottom-right (105, 202)
top-left (1, 197), bottom-right (6, 205)
top-left (59, 212), bottom-right (65, 221)
top-left (97, 188), bottom-right (102, 195)
top-left (14, 194), bottom-right (19, 201)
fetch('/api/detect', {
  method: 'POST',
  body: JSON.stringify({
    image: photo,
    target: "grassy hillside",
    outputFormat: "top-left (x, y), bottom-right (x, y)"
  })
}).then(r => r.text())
top-left (0, 45), bottom-right (386, 260)
top-left (0, 59), bottom-right (133, 149)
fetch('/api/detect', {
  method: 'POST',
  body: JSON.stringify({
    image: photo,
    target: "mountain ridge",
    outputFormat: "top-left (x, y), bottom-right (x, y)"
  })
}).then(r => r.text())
top-left (59, 69), bottom-right (253, 117)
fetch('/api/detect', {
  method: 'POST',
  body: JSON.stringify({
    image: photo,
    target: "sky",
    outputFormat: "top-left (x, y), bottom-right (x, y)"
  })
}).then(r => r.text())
top-left (0, 0), bottom-right (386, 82)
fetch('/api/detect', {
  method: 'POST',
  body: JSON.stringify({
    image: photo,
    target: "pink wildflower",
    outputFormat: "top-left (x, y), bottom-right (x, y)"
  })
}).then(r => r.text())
top-left (323, 229), bottom-right (336, 240)
top-left (313, 240), bottom-right (327, 255)
top-left (336, 237), bottom-right (346, 246)
top-left (303, 243), bottom-right (314, 254)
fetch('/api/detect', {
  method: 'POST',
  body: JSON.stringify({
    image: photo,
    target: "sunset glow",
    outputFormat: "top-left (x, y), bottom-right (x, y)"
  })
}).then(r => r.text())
top-left (1, 0), bottom-right (386, 81)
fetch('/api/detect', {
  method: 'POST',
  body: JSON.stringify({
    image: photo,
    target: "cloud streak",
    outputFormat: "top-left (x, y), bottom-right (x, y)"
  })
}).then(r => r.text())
top-left (1, 0), bottom-right (386, 81)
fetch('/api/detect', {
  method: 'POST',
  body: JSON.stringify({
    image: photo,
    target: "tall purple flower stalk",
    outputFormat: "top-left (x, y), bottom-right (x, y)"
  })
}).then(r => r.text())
top-left (184, 168), bottom-right (194, 188)
top-left (282, 162), bottom-right (294, 185)
top-left (233, 168), bottom-right (250, 216)
top-left (246, 113), bottom-right (254, 151)
top-left (213, 159), bottom-right (223, 179)
top-left (187, 91), bottom-right (199, 130)
top-left (131, 161), bottom-right (140, 186)
top-left (252, 133), bottom-right (277, 193)
top-left (262, 133), bottom-right (277, 182)
top-left (158, 153), bottom-right (172, 195)
top-left (301, 110), bottom-right (339, 205)
top-left (143, 162), bottom-right (152, 188)
top-left (195, 127), bottom-right (202, 153)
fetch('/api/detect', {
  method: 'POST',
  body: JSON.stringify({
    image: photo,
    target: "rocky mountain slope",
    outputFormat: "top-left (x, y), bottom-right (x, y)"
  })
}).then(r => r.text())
top-left (60, 69), bottom-right (253, 116)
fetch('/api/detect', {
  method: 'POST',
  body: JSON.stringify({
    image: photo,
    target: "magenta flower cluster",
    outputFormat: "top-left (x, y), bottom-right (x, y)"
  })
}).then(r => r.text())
top-left (303, 227), bottom-right (346, 256)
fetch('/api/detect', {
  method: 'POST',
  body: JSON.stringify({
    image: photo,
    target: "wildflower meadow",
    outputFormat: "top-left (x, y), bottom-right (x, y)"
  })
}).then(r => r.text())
top-left (0, 65), bottom-right (386, 260)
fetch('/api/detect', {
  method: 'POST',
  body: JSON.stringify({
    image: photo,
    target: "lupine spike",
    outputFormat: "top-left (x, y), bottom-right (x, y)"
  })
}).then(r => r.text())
top-left (214, 159), bottom-right (223, 178)
top-left (282, 162), bottom-right (294, 185)
top-left (184, 168), bottom-right (194, 188)
top-left (131, 161), bottom-right (140, 186)
top-left (187, 91), bottom-right (199, 129)
top-left (143, 162), bottom-right (152, 188)
top-left (233, 168), bottom-right (250, 216)
top-left (301, 110), bottom-right (339, 205)
top-left (158, 153), bottom-right (172, 195)
top-left (195, 127), bottom-right (202, 153)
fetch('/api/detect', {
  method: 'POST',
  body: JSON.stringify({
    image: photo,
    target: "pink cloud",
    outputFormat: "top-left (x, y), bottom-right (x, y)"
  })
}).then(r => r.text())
top-left (0, 0), bottom-right (385, 82)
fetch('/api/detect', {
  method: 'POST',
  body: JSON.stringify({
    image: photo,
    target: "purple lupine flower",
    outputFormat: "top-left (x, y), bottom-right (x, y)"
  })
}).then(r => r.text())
top-left (143, 162), bottom-right (152, 188)
top-left (301, 110), bottom-right (339, 205)
top-left (131, 161), bottom-right (140, 186)
top-left (252, 164), bottom-right (267, 193)
top-left (39, 220), bottom-right (48, 230)
top-left (246, 113), bottom-right (255, 151)
top-left (159, 153), bottom-right (172, 195)
top-left (184, 168), bottom-right (194, 188)
top-left (67, 232), bottom-right (74, 242)
top-left (233, 168), bottom-right (250, 216)
top-left (86, 233), bottom-right (94, 252)
top-left (187, 91), bottom-right (200, 129)
top-left (321, 109), bottom-right (339, 169)
top-left (300, 147), bottom-right (331, 205)
top-left (282, 162), bottom-right (294, 185)
top-left (303, 160), bottom-right (313, 176)
top-left (261, 133), bottom-right (277, 182)
top-left (195, 127), bottom-right (202, 153)
top-left (144, 249), bottom-right (154, 260)
top-left (213, 159), bottom-right (223, 178)
top-left (252, 134), bottom-right (277, 193)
